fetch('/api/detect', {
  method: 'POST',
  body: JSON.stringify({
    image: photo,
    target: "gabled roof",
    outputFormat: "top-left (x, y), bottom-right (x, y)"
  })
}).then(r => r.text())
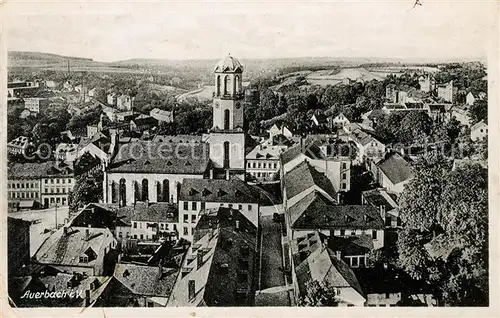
top-left (362, 188), bottom-right (399, 211)
top-left (179, 178), bottom-right (260, 204)
top-left (113, 263), bottom-right (178, 299)
top-left (471, 120), bottom-right (487, 132)
top-left (284, 161), bottom-right (337, 200)
top-left (281, 140), bottom-right (324, 165)
top-left (376, 153), bottom-right (414, 185)
top-left (349, 128), bottom-right (382, 147)
top-left (288, 191), bottom-right (384, 230)
top-left (109, 141), bottom-right (209, 174)
top-left (131, 116), bottom-right (158, 127)
top-left (34, 226), bottom-right (115, 267)
top-left (294, 243), bottom-right (364, 298)
top-left (8, 161), bottom-right (73, 179)
top-left (115, 202), bottom-right (178, 225)
top-left (328, 235), bottom-right (374, 256)
top-left (246, 144), bottom-right (284, 160)
top-left (152, 134), bottom-right (202, 143)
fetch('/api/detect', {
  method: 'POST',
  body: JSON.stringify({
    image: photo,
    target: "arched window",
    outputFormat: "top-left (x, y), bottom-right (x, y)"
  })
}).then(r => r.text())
top-left (224, 109), bottom-right (230, 130)
top-left (223, 141), bottom-right (230, 168)
top-left (156, 181), bottom-right (162, 202)
top-left (142, 179), bottom-right (149, 201)
top-left (163, 179), bottom-right (170, 202)
top-left (119, 178), bottom-right (126, 206)
top-left (111, 181), bottom-right (118, 204)
top-left (134, 181), bottom-right (141, 203)
top-left (234, 75), bottom-right (240, 95)
top-left (224, 75), bottom-right (229, 95)
top-left (216, 75), bottom-right (221, 96)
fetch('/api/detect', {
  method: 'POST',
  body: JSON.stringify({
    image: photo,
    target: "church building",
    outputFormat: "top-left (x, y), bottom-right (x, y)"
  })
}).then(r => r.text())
top-left (102, 55), bottom-right (248, 206)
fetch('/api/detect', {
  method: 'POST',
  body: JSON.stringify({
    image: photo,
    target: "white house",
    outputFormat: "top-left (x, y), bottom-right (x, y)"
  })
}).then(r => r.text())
top-left (330, 113), bottom-right (351, 129)
top-left (470, 120), bottom-right (488, 141)
top-left (267, 123), bottom-right (293, 139)
top-left (374, 153), bottom-right (414, 194)
top-left (466, 91), bottom-right (487, 106)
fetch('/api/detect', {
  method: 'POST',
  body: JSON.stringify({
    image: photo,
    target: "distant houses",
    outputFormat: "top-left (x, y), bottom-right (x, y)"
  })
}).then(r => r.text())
top-left (150, 108), bottom-right (174, 123)
top-left (470, 120), bottom-right (488, 141)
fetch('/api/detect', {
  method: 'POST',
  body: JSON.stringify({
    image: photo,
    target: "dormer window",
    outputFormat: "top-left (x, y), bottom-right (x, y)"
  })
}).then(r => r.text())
top-left (79, 255), bottom-right (89, 263)
top-left (217, 189), bottom-right (227, 197)
top-left (202, 188), bottom-right (212, 197)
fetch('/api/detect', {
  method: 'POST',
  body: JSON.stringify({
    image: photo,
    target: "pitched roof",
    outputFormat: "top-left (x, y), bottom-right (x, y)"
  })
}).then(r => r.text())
top-left (376, 153), bottom-right (414, 185)
top-left (349, 128), bottom-right (381, 146)
top-left (152, 134), bottom-right (202, 144)
top-left (8, 161), bottom-right (73, 179)
top-left (284, 161), bottom-right (337, 200)
top-left (281, 140), bottom-right (324, 165)
top-left (328, 235), bottom-right (374, 256)
top-left (362, 188), bottom-right (399, 211)
top-left (288, 191), bottom-right (384, 230)
top-left (115, 202), bottom-right (178, 225)
top-left (7, 136), bottom-right (30, 149)
top-left (246, 144), bottom-right (284, 160)
top-left (471, 120), bottom-right (487, 132)
top-left (178, 178), bottom-right (260, 204)
top-left (113, 263), bottom-right (178, 298)
top-left (294, 244), bottom-right (364, 298)
top-left (109, 141), bottom-right (210, 174)
top-left (34, 226), bottom-right (115, 267)
top-left (131, 116), bottom-right (158, 127)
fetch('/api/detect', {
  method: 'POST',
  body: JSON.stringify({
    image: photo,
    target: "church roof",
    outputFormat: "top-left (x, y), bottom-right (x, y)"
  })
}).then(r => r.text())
top-left (214, 55), bottom-right (243, 73)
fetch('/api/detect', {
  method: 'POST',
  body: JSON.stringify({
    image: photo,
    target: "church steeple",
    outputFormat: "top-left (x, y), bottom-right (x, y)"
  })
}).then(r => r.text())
top-left (209, 55), bottom-right (246, 175)
top-left (212, 54), bottom-right (244, 130)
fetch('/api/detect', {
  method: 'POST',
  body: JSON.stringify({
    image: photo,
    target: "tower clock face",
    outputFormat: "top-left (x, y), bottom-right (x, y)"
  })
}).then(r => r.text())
top-left (214, 101), bottom-right (220, 108)
top-left (235, 102), bottom-right (241, 109)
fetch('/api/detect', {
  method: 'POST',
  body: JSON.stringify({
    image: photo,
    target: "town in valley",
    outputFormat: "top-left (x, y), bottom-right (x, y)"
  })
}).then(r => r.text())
top-left (5, 3), bottom-right (490, 307)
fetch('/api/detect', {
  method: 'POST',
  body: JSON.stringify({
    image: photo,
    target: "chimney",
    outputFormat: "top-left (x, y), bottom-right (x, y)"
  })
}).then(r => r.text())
top-left (225, 169), bottom-right (230, 181)
top-left (197, 250), bottom-right (204, 270)
top-left (380, 205), bottom-right (386, 219)
top-left (188, 280), bottom-right (195, 300)
top-left (209, 169), bottom-right (214, 180)
top-left (85, 228), bottom-right (90, 241)
top-left (158, 259), bottom-right (163, 280)
top-left (84, 289), bottom-right (91, 307)
top-left (337, 192), bottom-right (341, 204)
top-left (235, 220), bottom-right (240, 231)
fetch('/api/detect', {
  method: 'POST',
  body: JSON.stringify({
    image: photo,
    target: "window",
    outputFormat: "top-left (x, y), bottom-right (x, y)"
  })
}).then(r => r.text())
top-left (238, 204), bottom-right (242, 210)
top-left (134, 235), bottom-right (137, 239)
top-left (191, 215), bottom-right (196, 223)
top-left (56, 188), bottom-right (60, 194)
top-left (192, 202), bottom-right (197, 210)
top-left (183, 227), bottom-right (188, 235)
top-left (258, 163), bottom-right (261, 168)
top-left (160, 223), bottom-right (164, 230)
top-left (342, 162), bottom-right (347, 169)
top-left (385, 292), bottom-right (390, 299)
top-left (51, 179), bottom-right (54, 184)
top-left (184, 214), bottom-right (189, 223)
top-left (247, 162), bottom-right (251, 168)
top-left (133, 222), bottom-right (137, 228)
top-left (62, 179), bottom-right (65, 184)
top-left (21, 193), bottom-right (25, 199)
top-left (45, 179), bottom-right (48, 184)
top-left (79, 255), bottom-right (88, 263)
top-left (119, 232), bottom-right (123, 238)
top-left (274, 163), bottom-right (278, 169)
top-left (140, 234), bottom-right (143, 240)
top-left (372, 230), bottom-right (378, 240)
top-left (340, 229), bottom-right (345, 236)
top-left (351, 230), bottom-right (355, 236)
top-left (263, 163), bottom-right (266, 169)
top-left (191, 227), bottom-right (195, 235)
top-left (351, 257), bottom-right (359, 267)
top-left (183, 201), bottom-right (189, 210)
top-left (342, 183), bottom-right (347, 190)
top-left (228, 204), bottom-right (233, 209)
top-left (257, 172), bottom-right (261, 177)
top-left (252, 162), bottom-right (256, 168)
top-left (342, 173), bottom-right (346, 180)
top-left (201, 202), bottom-right (206, 210)
top-left (248, 205), bottom-right (252, 211)
top-left (44, 188), bottom-right (48, 194)
top-left (56, 179), bottom-right (60, 184)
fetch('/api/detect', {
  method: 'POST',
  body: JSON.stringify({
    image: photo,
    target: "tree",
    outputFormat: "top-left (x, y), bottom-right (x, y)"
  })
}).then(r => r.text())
top-left (298, 280), bottom-right (339, 306)
top-left (69, 153), bottom-right (104, 214)
top-left (468, 98), bottom-right (488, 124)
top-left (259, 89), bottom-right (280, 119)
top-left (396, 111), bottom-right (432, 145)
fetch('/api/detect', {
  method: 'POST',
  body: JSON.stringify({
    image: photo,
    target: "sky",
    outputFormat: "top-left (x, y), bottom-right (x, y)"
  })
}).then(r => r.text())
top-left (5, 0), bottom-right (498, 62)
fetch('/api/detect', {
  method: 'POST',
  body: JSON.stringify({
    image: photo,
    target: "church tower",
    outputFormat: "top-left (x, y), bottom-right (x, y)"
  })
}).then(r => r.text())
top-left (209, 55), bottom-right (246, 178)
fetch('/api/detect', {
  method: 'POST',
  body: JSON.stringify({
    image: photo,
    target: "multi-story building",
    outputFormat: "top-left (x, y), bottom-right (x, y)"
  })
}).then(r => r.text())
top-left (150, 108), bottom-right (174, 123)
top-left (245, 144), bottom-right (284, 181)
top-left (34, 225), bottom-right (117, 276)
top-left (177, 178), bottom-right (260, 241)
top-left (7, 136), bottom-right (31, 155)
top-left (116, 94), bottom-right (133, 111)
top-left (7, 162), bottom-right (72, 209)
top-left (471, 120), bottom-right (488, 142)
top-left (24, 97), bottom-right (49, 113)
top-left (167, 207), bottom-right (258, 306)
top-left (437, 81), bottom-right (456, 103)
